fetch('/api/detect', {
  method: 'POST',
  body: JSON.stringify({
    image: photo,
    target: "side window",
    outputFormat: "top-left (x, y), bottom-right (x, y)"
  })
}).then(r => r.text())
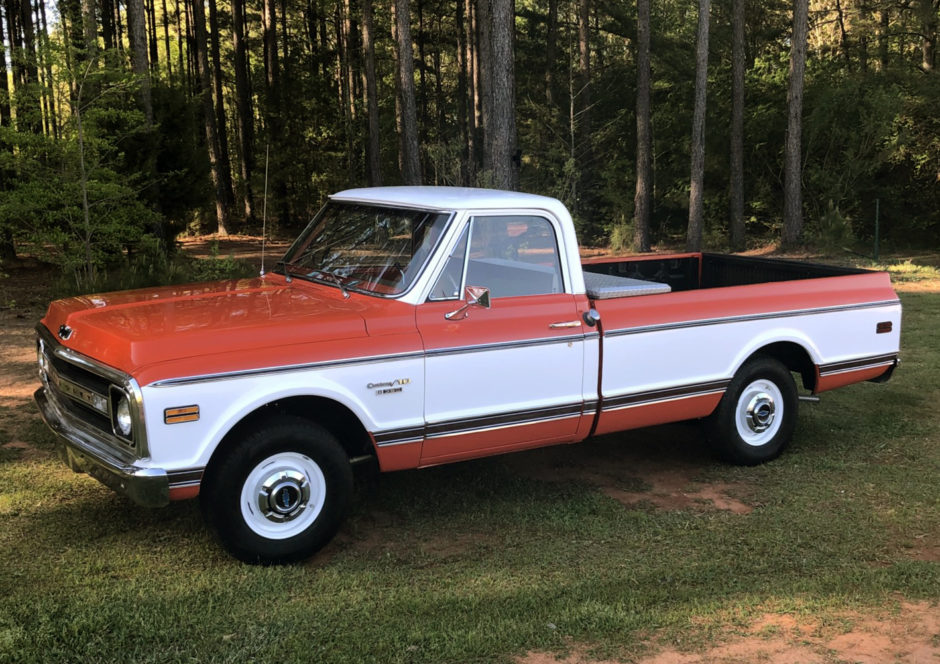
top-left (465, 216), bottom-right (564, 298)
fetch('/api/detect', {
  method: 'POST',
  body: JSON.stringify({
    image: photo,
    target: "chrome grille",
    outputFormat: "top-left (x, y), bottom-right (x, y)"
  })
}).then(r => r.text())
top-left (37, 336), bottom-right (136, 451)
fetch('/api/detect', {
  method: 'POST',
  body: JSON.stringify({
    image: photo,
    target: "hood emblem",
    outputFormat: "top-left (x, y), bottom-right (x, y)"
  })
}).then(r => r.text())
top-left (58, 324), bottom-right (73, 340)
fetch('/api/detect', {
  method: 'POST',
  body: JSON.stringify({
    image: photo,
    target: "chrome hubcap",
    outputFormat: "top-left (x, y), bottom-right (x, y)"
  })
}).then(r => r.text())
top-left (745, 393), bottom-right (776, 433)
top-left (257, 470), bottom-right (310, 523)
top-left (240, 452), bottom-right (327, 539)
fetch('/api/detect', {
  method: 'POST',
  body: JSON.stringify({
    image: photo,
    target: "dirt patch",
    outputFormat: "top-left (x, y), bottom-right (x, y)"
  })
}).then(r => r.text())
top-left (507, 424), bottom-right (753, 515)
top-left (517, 601), bottom-right (940, 664)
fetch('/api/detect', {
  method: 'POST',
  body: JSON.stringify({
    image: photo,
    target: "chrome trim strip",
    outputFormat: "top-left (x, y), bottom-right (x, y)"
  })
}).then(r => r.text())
top-left (425, 403), bottom-right (584, 438)
top-left (151, 335), bottom-right (586, 386)
top-left (374, 402), bottom-right (586, 447)
top-left (601, 379), bottom-right (730, 411)
top-left (605, 300), bottom-right (901, 337)
top-left (167, 468), bottom-right (205, 487)
top-left (150, 349), bottom-right (427, 387)
top-left (819, 353), bottom-right (899, 377)
top-left (424, 333), bottom-right (585, 357)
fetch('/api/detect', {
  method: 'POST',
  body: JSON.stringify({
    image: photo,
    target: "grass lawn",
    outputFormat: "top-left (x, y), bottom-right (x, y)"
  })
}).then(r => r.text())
top-left (0, 262), bottom-right (937, 663)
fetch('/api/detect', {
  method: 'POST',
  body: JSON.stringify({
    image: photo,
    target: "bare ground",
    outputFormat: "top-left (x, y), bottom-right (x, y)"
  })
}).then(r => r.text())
top-left (517, 600), bottom-right (940, 663)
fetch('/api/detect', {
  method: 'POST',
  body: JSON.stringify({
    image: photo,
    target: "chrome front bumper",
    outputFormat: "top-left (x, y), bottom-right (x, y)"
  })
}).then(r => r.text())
top-left (34, 386), bottom-right (170, 508)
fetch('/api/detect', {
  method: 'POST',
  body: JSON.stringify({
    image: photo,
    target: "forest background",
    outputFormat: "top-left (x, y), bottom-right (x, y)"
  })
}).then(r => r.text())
top-left (0, 0), bottom-right (937, 290)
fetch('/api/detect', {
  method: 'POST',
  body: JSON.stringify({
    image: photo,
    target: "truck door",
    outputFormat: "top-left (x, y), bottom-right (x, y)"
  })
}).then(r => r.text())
top-left (416, 214), bottom-right (588, 465)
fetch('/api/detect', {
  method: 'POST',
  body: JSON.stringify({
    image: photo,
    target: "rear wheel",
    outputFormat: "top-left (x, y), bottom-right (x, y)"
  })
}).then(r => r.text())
top-left (202, 417), bottom-right (353, 564)
top-left (706, 356), bottom-right (798, 465)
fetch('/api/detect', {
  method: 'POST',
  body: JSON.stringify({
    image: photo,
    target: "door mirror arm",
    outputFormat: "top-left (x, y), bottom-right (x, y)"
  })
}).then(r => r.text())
top-left (445, 286), bottom-right (491, 320)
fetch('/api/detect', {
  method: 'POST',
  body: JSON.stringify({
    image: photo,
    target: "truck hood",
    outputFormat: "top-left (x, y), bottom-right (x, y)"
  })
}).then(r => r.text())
top-left (41, 276), bottom-right (372, 378)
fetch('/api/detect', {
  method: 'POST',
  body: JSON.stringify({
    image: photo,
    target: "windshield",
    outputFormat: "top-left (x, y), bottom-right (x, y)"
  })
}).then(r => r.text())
top-left (277, 202), bottom-right (452, 297)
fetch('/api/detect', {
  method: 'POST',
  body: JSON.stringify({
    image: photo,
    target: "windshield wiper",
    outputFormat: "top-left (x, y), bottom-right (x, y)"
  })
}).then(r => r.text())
top-left (307, 269), bottom-right (350, 299)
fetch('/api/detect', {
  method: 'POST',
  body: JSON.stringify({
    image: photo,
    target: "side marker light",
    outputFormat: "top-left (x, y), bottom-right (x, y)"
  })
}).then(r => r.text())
top-left (165, 405), bottom-right (200, 424)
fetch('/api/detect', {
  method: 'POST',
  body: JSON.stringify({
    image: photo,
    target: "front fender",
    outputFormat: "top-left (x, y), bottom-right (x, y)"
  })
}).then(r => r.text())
top-left (141, 356), bottom-right (425, 469)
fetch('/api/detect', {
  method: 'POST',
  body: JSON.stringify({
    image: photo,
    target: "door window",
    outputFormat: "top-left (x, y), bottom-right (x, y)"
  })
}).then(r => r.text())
top-left (430, 216), bottom-right (564, 299)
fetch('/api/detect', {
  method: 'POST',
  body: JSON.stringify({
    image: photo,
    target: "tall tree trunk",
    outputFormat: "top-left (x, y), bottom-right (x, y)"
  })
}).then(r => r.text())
top-left (162, 0), bottom-right (173, 78)
top-left (878, 7), bottom-right (889, 70)
top-left (394, 0), bottom-right (421, 184)
top-left (192, 0), bottom-right (231, 235)
top-left (101, 0), bottom-right (116, 49)
top-left (545, 0), bottom-right (557, 106)
top-left (633, 0), bottom-right (651, 252)
top-left (729, 0), bottom-right (746, 251)
top-left (339, 0), bottom-right (356, 180)
top-left (686, 0), bottom-right (710, 252)
top-left (576, 0), bottom-right (591, 211)
top-left (361, 0), bottom-right (381, 185)
top-left (467, 0), bottom-right (480, 177)
top-left (208, 0), bottom-right (235, 212)
top-left (921, 0), bottom-right (938, 71)
top-left (834, 0), bottom-right (851, 68)
top-left (175, 0), bottom-right (185, 83)
top-left (456, 0), bottom-right (469, 183)
top-left (38, 0), bottom-right (59, 138)
top-left (126, 0), bottom-right (154, 124)
top-left (488, 0), bottom-right (517, 189)
top-left (782, 0), bottom-right (809, 248)
top-left (115, 0), bottom-right (125, 56)
top-left (147, 0), bottom-right (159, 71)
top-left (477, 0), bottom-right (493, 176)
top-left (81, 0), bottom-right (98, 58)
top-left (185, 0), bottom-right (196, 93)
top-left (417, 0), bottom-right (428, 143)
top-left (0, 12), bottom-right (10, 127)
top-left (231, 0), bottom-right (256, 222)
top-left (262, 0), bottom-right (288, 223)
top-left (17, 0), bottom-right (41, 135)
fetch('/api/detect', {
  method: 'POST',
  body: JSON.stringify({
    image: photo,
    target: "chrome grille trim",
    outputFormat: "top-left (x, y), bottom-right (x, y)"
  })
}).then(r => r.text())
top-left (36, 324), bottom-right (149, 459)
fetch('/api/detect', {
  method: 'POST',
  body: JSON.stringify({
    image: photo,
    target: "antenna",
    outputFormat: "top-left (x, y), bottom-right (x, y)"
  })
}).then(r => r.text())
top-left (260, 144), bottom-right (270, 277)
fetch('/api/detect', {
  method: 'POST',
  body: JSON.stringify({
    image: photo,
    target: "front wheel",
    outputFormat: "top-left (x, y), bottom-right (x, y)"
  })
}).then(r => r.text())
top-left (202, 417), bottom-right (353, 564)
top-left (705, 356), bottom-right (798, 465)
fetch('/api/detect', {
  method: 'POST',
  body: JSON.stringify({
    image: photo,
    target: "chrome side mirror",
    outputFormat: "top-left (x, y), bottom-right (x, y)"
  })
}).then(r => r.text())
top-left (445, 286), bottom-right (491, 320)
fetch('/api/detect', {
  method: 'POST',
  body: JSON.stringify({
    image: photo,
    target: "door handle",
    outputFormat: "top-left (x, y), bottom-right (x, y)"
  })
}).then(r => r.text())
top-left (549, 321), bottom-right (582, 329)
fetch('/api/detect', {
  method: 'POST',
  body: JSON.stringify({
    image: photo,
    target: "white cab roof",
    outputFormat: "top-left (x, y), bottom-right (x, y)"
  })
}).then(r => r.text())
top-left (331, 186), bottom-right (567, 215)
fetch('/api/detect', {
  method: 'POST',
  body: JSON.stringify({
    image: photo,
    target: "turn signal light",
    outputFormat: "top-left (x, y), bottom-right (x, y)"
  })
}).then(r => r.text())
top-left (165, 405), bottom-right (200, 424)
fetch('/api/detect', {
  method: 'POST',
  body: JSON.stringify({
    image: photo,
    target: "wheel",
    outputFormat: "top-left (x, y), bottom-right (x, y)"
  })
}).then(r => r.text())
top-left (705, 356), bottom-right (798, 465)
top-left (201, 417), bottom-right (353, 564)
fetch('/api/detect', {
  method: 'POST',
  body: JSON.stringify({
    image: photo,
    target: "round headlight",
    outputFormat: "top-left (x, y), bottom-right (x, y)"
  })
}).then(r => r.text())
top-left (115, 397), bottom-right (133, 437)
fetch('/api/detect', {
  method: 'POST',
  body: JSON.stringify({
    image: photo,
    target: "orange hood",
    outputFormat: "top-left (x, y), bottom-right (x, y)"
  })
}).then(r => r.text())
top-left (40, 276), bottom-right (389, 384)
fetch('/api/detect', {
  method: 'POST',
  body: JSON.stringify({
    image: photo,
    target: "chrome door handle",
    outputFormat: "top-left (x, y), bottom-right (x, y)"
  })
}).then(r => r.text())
top-left (549, 321), bottom-right (582, 329)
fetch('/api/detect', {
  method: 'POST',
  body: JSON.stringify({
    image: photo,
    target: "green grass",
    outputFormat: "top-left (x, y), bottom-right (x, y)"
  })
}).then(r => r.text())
top-left (1, 293), bottom-right (938, 663)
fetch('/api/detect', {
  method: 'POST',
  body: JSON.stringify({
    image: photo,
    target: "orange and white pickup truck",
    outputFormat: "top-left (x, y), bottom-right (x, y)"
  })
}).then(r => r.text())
top-left (35, 187), bottom-right (901, 563)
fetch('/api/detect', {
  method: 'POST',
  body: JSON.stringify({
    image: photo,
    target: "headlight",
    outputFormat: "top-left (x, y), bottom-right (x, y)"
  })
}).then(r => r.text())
top-left (114, 394), bottom-right (133, 438)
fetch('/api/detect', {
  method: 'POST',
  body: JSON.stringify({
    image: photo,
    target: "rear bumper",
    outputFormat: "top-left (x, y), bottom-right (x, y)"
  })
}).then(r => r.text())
top-left (34, 386), bottom-right (170, 508)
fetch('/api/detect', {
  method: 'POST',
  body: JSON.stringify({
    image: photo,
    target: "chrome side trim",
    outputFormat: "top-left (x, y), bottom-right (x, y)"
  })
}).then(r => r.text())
top-left (424, 334), bottom-right (586, 357)
top-left (167, 468), bottom-right (205, 488)
top-left (374, 401), bottom-right (586, 447)
top-left (818, 352), bottom-right (899, 377)
top-left (150, 349), bottom-right (427, 387)
top-left (151, 335), bottom-right (587, 387)
top-left (605, 300), bottom-right (901, 337)
top-left (600, 379), bottom-right (731, 412)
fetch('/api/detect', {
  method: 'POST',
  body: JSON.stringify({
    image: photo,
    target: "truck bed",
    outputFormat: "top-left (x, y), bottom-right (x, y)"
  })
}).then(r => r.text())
top-left (582, 253), bottom-right (867, 295)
